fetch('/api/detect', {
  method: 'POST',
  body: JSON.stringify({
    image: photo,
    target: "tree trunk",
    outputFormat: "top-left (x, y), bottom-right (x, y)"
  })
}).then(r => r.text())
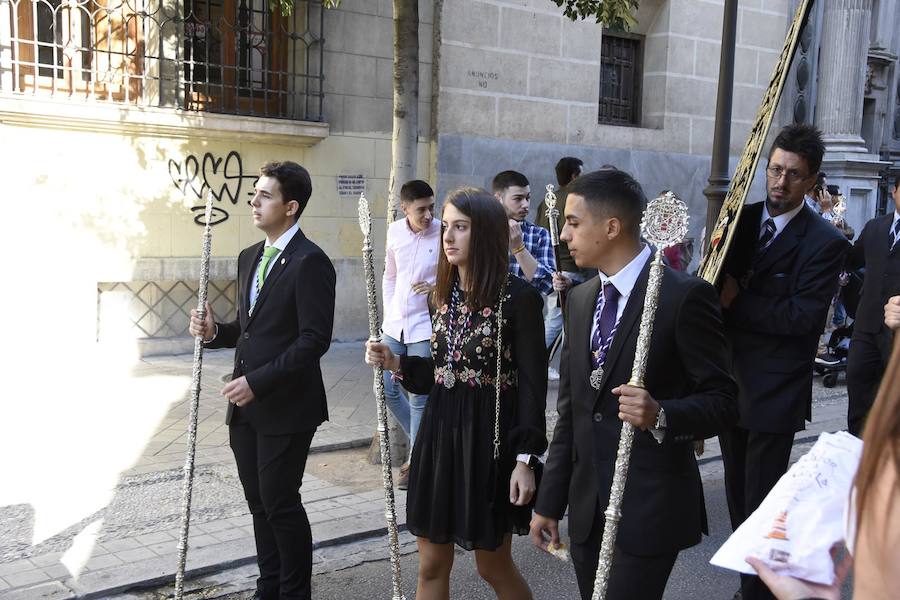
top-left (387, 0), bottom-right (419, 223)
top-left (428, 0), bottom-right (443, 184)
top-left (369, 0), bottom-right (420, 467)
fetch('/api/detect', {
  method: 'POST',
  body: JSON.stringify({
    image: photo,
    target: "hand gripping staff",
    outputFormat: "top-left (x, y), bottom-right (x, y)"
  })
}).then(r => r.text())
top-left (591, 192), bottom-right (689, 600)
top-left (358, 192), bottom-right (406, 600)
top-left (174, 191), bottom-right (214, 599)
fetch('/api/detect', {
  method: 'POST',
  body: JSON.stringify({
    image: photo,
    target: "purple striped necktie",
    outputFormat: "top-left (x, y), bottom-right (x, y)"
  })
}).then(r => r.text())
top-left (590, 282), bottom-right (620, 369)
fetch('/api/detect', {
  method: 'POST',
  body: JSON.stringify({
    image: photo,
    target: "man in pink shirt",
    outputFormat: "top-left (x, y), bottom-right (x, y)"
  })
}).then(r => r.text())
top-left (382, 180), bottom-right (440, 489)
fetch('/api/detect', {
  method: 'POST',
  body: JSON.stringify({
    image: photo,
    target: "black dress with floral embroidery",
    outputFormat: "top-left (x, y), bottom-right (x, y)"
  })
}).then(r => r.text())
top-left (397, 275), bottom-right (548, 550)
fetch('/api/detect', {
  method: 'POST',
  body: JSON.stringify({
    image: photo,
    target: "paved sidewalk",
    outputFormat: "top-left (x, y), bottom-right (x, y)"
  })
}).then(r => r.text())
top-left (0, 339), bottom-right (851, 599)
top-left (0, 342), bottom-right (388, 599)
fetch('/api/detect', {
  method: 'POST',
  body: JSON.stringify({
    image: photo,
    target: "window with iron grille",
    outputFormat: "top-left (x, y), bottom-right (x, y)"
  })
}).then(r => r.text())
top-left (4, 0), bottom-right (325, 121)
top-left (599, 31), bottom-right (643, 126)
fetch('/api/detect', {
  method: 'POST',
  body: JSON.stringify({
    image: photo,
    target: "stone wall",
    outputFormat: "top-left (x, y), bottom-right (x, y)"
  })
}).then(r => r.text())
top-left (434, 0), bottom-right (786, 256)
top-left (437, 0), bottom-right (790, 157)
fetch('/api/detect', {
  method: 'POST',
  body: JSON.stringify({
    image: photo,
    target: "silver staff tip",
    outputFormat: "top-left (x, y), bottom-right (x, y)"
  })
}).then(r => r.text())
top-left (357, 193), bottom-right (371, 235)
top-left (831, 194), bottom-right (847, 222)
top-left (641, 190), bottom-right (689, 250)
top-left (544, 183), bottom-right (557, 205)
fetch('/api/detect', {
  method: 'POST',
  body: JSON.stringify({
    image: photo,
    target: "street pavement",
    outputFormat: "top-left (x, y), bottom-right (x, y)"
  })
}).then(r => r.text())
top-left (0, 341), bottom-right (851, 599)
top-left (114, 437), bottom-right (853, 600)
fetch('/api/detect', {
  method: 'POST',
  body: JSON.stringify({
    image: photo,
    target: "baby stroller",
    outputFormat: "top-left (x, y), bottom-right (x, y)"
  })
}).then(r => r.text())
top-left (814, 267), bottom-right (863, 388)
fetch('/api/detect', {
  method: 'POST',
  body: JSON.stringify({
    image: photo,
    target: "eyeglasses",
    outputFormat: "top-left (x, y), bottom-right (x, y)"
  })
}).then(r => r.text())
top-left (766, 165), bottom-right (809, 184)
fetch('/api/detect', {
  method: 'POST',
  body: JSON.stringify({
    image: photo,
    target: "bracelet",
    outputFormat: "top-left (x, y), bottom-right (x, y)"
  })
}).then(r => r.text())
top-left (203, 323), bottom-right (219, 345)
top-left (511, 244), bottom-right (526, 255)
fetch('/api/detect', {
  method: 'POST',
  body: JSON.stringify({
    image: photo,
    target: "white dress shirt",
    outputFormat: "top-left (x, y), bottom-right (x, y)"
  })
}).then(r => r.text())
top-left (382, 217), bottom-right (441, 344)
top-left (249, 221), bottom-right (299, 309)
top-left (589, 244), bottom-right (652, 346)
top-left (759, 201), bottom-right (804, 242)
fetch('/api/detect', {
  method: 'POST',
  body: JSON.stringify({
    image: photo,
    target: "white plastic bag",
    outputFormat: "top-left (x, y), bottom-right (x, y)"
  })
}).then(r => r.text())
top-left (710, 431), bottom-right (863, 585)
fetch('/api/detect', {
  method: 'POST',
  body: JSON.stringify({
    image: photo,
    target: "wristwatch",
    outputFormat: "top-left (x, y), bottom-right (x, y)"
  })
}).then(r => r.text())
top-left (653, 406), bottom-right (667, 430)
top-left (516, 453), bottom-right (541, 469)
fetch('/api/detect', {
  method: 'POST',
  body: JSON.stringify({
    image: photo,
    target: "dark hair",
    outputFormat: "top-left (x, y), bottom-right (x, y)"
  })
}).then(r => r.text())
top-left (434, 187), bottom-right (509, 310)
top-left (492, 170), bottom-right (530, 194)
top-left (400, 180), bottom-right (435, 204)
top-left (566, 169), bottom-right (647, 238)
top-left (768, 124), bottom-right (826, 177)
top-left (259, 161), bottom-right (313, 221)
top-left (817, 172), bottom-right (828, 185)
top-left (555, 157), bottom-right (584, 187)
top-left (599, 164), bottom-right (619, 171)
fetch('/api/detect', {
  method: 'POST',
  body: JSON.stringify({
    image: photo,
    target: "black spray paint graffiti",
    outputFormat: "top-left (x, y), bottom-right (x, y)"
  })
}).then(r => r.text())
top-left (168, 150), bottom-right (258, 225)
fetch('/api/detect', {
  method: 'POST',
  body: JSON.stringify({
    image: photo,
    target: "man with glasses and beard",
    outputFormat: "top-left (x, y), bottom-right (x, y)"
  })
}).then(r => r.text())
top-left (718, 125), bottom-right (850, 600)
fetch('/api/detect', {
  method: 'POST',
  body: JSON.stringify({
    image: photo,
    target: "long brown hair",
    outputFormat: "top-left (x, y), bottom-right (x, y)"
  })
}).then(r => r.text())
top-left (434, 187), bottom-right (509, 310)
top-left (854, 333), bottom-right (900, 543)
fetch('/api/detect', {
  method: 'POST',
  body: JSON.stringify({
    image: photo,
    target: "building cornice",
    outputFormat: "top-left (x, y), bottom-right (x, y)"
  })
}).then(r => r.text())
top-left (0, 95), bottom-right (330, 145)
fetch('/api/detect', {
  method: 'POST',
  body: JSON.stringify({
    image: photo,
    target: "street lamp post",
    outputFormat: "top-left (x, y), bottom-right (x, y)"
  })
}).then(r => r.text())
top-left (703, 0), bottom-right (739, 246)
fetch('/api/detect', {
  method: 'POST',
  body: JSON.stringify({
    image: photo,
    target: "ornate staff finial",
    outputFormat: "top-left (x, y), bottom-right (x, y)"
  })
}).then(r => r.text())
top-left (641, 191), bottom-right (690, 250)
top-left (358, 192), bottom-right (372, 237)
top-left (831, 194), bottom-right (847, 224)
top-left (544, 184), bottom-right (560, 246)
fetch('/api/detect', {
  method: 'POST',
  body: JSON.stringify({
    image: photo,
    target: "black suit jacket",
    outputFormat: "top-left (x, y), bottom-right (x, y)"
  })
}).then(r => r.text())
top-left (207, 227), bottom-right (336, 435)
top-left (846, 213), bottom-right (900, 335)
top-left (723, 202), bottom-right (849, 433)
top-left (535, 258), bottom-right (738, 556)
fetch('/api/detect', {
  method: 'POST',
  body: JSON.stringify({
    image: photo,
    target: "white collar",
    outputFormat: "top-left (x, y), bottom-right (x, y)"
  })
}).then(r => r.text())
top-left (266, 221), bottom-right (300, 252)
top-left (762, 201), bottom-right (804, 234)
top-left (892, 211), bottom-right (900, 228)
top-left (599, 244), bottom-right (651, 298)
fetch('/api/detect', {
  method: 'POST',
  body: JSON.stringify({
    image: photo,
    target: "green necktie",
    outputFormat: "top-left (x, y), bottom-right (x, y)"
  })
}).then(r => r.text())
top-left (257, 245), bottom-right (281, 291)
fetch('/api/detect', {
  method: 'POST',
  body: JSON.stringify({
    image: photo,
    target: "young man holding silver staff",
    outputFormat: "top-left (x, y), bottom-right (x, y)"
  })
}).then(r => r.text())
top-left (529, 169), bottom-right (738, 600)
top-left (189, 161), bottom-right (336, 600)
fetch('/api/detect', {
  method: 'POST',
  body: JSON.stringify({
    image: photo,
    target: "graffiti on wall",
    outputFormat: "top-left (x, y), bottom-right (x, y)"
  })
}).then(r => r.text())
top-left (168, 150), bottom-right (257, 225)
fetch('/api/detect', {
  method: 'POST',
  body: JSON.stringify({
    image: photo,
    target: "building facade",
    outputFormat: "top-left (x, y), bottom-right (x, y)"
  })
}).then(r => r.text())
top-left (1, 0), bottom-right (897, 352)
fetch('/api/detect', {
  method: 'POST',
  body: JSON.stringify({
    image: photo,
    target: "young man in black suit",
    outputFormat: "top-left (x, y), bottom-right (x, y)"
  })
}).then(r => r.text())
top-left (845, 182), bottom-right (900, 435)
top-left (529, 169), bottom-right (738, 600)
top-left (189, 161), bottom-right (336, 600)
top-left (718, 125), bottom-right (849, 600)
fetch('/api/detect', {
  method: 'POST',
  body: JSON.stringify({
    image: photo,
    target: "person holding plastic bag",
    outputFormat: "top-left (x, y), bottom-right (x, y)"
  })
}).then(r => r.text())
top-left (745, 302), bottom-right (900, 599)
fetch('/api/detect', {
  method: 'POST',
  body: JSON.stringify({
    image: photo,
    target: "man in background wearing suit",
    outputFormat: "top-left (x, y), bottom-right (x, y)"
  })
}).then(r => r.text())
top-left (189, 161), bottom-right (336, 600)
top-left (529, 169), bottom-right (738, 600)
top-left (845, 182), bottom-right (900, 435)
top-left (718, 125), bottom-right (849, 600)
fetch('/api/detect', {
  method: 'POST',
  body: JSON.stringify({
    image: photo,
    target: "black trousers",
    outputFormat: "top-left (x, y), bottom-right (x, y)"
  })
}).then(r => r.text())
top-left (719, 426), bottom-right (795, 600)
top-left (230, 416), bottom-right (316, 600)
top-left (847, 328), bottom-right (890, 436)
top-left (570, 503), bottom-right (678, 600)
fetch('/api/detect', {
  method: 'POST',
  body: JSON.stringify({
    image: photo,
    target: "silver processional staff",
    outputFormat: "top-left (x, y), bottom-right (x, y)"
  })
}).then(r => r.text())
top-left (591, 191), bottom-right (689, 600)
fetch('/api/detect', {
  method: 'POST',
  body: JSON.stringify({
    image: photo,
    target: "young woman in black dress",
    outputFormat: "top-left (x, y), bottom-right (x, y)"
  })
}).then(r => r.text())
top-left (366, 187), bottom-right (548, 599)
